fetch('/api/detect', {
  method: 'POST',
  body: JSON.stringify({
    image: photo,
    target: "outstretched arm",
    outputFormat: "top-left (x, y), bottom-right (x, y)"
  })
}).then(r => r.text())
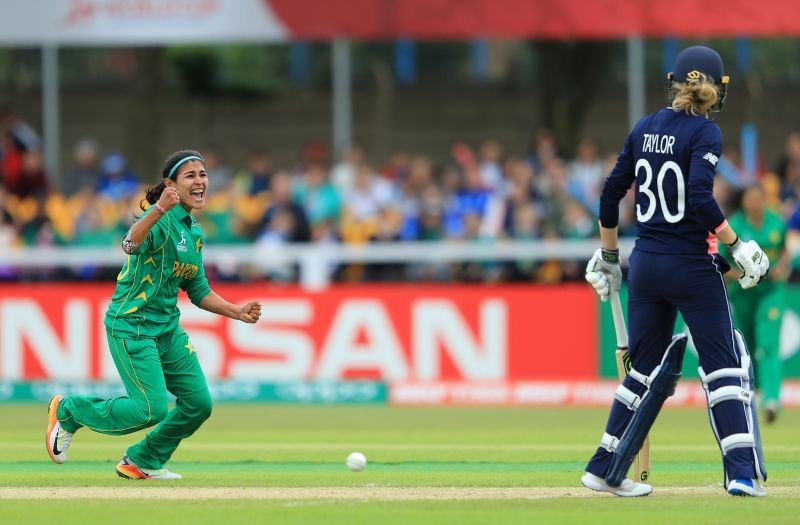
top-left (199, 291), bottom-right (262, 323)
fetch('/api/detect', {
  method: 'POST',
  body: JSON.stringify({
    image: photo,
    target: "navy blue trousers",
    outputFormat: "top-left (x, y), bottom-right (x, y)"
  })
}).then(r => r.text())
top-left (586, 248), bottom-right (758, 481)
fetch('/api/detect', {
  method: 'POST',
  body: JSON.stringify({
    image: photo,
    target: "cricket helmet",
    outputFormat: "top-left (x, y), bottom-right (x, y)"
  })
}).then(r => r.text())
top-left (667, 46), bottom-right (729, 113)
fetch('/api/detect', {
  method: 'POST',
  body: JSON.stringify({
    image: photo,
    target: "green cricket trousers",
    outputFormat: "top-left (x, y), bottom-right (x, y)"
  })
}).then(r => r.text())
top-left (729, 281), bottom-right (785, 407)
top-left (56, 327), bottom-right (212, 469)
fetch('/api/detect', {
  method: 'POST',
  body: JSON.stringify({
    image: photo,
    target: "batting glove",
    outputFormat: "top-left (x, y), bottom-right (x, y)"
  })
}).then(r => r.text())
top-left (729, 238), bottom-right (770, 290)
top-left (585, 248), bottom-right (622, 302)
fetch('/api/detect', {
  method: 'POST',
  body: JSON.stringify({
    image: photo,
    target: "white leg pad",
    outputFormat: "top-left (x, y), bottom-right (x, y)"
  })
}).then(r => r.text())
top-left (720, 433), bottom-right (756, 454)
top-left (707, 385), bottom-right (752, 408)
top-left (600, 432), bottom-right (620, 453)
top-left (614, 385), bottom-right (641, 411)
top-left (699, 329), bottom-right (767, 484)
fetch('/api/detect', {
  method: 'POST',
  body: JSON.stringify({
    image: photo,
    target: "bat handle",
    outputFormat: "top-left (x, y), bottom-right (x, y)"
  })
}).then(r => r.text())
top-left (609, 290), bottom-right (628, 349)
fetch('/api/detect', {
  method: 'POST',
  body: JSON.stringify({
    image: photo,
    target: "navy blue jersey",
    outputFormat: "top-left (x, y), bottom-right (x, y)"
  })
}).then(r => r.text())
top-left (599, 108), bottom-right (725, 255)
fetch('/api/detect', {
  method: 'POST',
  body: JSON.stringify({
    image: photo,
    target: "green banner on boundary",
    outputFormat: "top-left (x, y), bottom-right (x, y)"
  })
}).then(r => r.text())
top-left (599, 284), bottom-right (800, 379)
top-left (0, 381), bottom-right (388, 404)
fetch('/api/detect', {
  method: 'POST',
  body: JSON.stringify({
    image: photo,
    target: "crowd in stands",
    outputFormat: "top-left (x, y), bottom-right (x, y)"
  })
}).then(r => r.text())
top-left (2, 106), bottom-right (800, 283)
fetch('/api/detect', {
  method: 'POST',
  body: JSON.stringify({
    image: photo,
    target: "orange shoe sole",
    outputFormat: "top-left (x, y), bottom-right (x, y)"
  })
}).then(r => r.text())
top-left (116, 463), bottom-right (148, 480)
top-left (46, 395), bottom-right (63, 464)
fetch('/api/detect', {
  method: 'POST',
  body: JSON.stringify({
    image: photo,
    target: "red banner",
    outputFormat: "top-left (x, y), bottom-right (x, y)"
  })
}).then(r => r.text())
top-left (0, 283), bottom-right (596, 382)
top-left (268, 0), bottom-right (800, 39)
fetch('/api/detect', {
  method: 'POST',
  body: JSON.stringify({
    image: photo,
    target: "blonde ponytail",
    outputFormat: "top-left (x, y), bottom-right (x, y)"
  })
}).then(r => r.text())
top-left (670, 75), bottom-right (720, 117)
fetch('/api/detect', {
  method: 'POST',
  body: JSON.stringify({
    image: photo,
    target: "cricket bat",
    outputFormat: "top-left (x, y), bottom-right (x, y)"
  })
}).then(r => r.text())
top-left (609, 290), bottom-right (651, 483)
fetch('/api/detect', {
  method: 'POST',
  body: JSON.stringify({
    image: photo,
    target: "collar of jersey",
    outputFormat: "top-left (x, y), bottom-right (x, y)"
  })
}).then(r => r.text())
top-left (166, 204), bottom-right (192, 226)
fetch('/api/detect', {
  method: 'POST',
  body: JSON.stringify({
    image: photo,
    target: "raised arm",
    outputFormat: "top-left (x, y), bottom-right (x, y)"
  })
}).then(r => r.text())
top-left (123, 187), bottom-right (180, 254)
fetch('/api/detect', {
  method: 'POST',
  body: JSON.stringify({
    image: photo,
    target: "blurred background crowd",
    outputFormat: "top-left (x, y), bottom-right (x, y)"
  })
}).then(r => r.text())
top-left (3, 103), bottom-right (800, 284)
top-left (3, 33), bottom-right (800, 284)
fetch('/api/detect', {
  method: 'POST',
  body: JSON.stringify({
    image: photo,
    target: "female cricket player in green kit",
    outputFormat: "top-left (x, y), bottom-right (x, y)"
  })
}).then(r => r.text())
top-left (45, 149), bottom-right (262, 479)
top-left (723, 184), bottom-right (786, 423)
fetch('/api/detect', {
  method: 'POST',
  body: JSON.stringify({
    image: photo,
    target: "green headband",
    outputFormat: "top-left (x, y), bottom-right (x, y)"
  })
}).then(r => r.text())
top-left (167, 155), bottom-right (202, 179)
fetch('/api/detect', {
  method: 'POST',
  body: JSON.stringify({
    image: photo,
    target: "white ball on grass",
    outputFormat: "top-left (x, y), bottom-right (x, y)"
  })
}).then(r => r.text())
top-left (346, 452), bottom-right (367, 472)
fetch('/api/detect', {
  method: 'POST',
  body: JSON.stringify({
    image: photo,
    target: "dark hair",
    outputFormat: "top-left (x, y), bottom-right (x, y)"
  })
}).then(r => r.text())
top-left (140, 149), bottom-right (204, 211)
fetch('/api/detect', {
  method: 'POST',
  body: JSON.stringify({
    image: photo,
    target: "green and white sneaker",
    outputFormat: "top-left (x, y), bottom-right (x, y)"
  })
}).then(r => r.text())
top-left (46, 395), bottom-right (74, 464)
top-left (116, 455), bottom-right (183, 480)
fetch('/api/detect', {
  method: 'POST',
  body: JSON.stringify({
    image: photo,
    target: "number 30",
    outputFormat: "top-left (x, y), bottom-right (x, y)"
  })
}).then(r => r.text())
top-left (636, 159), bottom-right (685, 223)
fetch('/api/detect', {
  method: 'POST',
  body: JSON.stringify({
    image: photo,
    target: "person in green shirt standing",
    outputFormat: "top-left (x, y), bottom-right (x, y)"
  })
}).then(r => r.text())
top-left (724, 184), bottom-right (786, 423)
top-left (45, 149), bottom-right (262, 479)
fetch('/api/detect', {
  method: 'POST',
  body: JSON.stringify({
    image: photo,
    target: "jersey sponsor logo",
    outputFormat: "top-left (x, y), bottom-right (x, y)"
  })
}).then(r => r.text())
top-left (641, 133), bottom-right (675, 154)
top-left (173, 261), bottom-right (199, 279)
top-left (703, 152), bottom-right (719, 166)
top-left (177, 231), bottom-right (188, 252)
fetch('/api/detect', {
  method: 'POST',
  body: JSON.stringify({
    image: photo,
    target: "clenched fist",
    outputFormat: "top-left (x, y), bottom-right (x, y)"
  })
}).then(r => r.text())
top-left (238, 301), bottom-right (262, 323)
top-left (157, 186), bottom-right (181, 212)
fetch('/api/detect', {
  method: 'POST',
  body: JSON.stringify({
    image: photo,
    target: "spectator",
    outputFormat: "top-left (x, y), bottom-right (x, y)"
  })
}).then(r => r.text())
top-left (342, 164), bottom-right (394, 221)
top-left (503, 168), bottom-right (540, 238)
top-left (0, 106), bottom-right (41, 192)
top-left (300, 140), bottom-right (329, 166)
top-left (235, 148), bottom-right (273, 196)
top-left (202, 147), bottom-right (234, 193)
top-left (567, 137), bottom-right (605, 214)
top-left (65, 139), bottom-right (102, 196)
top-left (96, 153), bottom-right (139, 201)
top-left (774, 132), bottom-right (800, 190)
top-left (527, 128), bottom-right (558, 173)
top-left (479, 139), bottom-right (504, 193)
top-left (365, 206), bottom-right (406, 281)
top-left (0, 198), bottom-right (17, 279)
top-left (331, 144), bottom-right (365, 195)
top-left (397, 156), bottom-right (434, 240)
top-left (439, 163), bottom-right (465, 238)
top-left (503, 202), bottom-right (540, 282)
top-left (418, 194), bottom-right (445, 241)
top-left (537, 158), bottom-right (570, 237)
top-left (293, 161), bottom-right (340, 226)
top-left (256, 171), bottom-right (310, 243)
top-left (380, 149), bottom-right (411, 181)
top-left (7, 150), bottom-right (48, 199)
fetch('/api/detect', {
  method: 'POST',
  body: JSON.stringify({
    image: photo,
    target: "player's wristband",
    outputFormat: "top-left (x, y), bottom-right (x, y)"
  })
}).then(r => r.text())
top-left (725, 236), bottom-right (741, 250)
top-left (154, 203), bottom-right (167, 216)
top-left (601, 248), bottom-right (620, 264)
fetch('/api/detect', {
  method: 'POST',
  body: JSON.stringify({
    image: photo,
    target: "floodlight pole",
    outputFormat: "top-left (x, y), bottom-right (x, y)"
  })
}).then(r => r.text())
top-left (332, 37), bottom-right (352, 160)
top-left (42, 44), bottom-right (60, 189)
top-left (627, 36), bottom-right (646, 130)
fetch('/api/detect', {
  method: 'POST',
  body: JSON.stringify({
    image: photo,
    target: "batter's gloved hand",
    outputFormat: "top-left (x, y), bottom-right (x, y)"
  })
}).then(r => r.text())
top-left (585, 248), bottom-right (622, 302)
top-left (730, 238), bottom-right (770, 289)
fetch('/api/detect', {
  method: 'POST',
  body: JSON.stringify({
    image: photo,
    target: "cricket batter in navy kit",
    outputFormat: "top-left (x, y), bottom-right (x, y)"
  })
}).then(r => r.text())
top-left (45, 149), bottom-right (262, 480)
top-left (580, 47), bottom-right (770, 497)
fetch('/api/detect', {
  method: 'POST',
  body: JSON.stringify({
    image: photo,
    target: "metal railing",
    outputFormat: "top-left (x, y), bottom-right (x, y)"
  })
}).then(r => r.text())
top-left (0, 239), bottom-right (635, 289)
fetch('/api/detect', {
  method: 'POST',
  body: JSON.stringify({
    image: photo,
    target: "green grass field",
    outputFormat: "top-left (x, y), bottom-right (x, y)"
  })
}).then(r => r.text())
top-left (1, 404), bottom-right (799, 524)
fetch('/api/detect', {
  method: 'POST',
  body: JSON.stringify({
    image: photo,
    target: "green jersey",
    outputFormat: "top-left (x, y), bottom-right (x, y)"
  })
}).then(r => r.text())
top-left (105, 205), bottom-right (211, 339)
top-left (726, 209), bottom-right (785, 265)
top-left (723, 208), bottom-right (785, 296)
